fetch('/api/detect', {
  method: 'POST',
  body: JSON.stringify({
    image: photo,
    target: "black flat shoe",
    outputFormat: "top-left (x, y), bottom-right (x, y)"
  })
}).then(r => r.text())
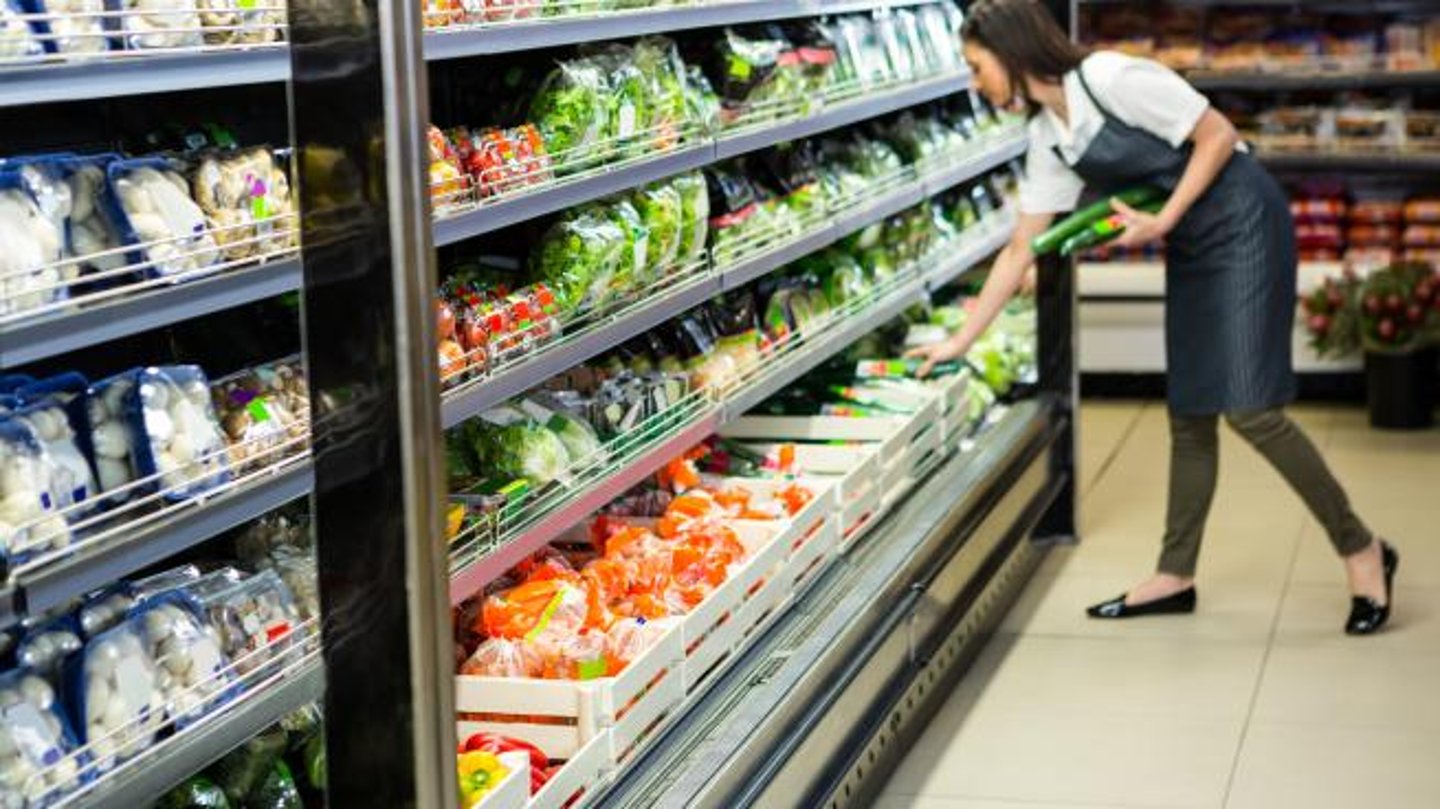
top-left (1086, 587), bottom-right (1197, 619)
top-left (1346, 541), bottom-right (1399, 636)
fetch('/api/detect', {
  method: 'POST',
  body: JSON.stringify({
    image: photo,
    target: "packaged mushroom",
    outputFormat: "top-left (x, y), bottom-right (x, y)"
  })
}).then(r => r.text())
top-left (0, 416), bottom-right (71, 566)
top-left (191, 569), bottom-right (301, 675)
top-left (209, 360), bottom-right (307, 471)
top-left (11, 374), bottom-right (100, 514)
top-left (196, 0), bottom-right (285, 45)
top-left (235, 511), bottom-right (311, 567)
top-left (89, 366), bottom-right (232, 503)
top-left (115, 0), bottom-right (204, 50)
top-left (0, 668), bottom-right (85, 808)
top-left (63, 620), bottom-right (166, 774)
top-left (133, 593), bottom-right (236, 727)
top-left (108, 158), bottom-right (220, 279)
top-left (29, 0), bottom-right (112, 56)
top-left (58, 154), bottom-right (129, 285)
top-left (261, 549), bottom-right (317, 624)
top-left (0, 167), bottom-right (66, 318)
top-left (78, 583), bottom-right (137, 640)
top-left (0, 1), bottom-right (43, 61)
top-left (15, 615), bottom-right (84, 685)
top-left (191, 148), bottom-right (296, 262)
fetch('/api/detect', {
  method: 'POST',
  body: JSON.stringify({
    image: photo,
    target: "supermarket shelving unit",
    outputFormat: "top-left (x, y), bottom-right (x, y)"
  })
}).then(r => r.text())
top-left (1071, 0), bottom-right (1440, 384)
top-left (0, 0), bottom-right (1075, 806)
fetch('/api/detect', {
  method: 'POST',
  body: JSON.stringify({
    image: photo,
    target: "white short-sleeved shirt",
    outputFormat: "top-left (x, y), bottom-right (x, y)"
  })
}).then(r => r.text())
top-left (1017, 51), bottom-right (1220, 216)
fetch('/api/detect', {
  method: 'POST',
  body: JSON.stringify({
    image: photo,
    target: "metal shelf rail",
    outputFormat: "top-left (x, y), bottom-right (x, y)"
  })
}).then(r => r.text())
top-left (0, 47), bottom-right (291, 108)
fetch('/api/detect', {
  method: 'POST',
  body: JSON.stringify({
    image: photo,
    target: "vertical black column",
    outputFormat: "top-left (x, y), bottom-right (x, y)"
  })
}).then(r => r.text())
top-left (1030, 0), bottom-right (1079, 542)
top-left (288, 0), bottom-right (455, 804)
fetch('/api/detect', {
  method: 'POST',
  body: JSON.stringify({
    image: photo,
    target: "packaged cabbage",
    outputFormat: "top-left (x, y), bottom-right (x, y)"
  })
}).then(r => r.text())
top-left (472, 411), bottom-right (572, 487)
top-left (672, 172), bottom-right (709, 264)
top-left (858, 244), bottom-right (897, 283)
top-left (631, 182), bottom-right (682, 271)
top-left (530, 211), bottom-right (623, 316)
top-left (820, 249), bottom-right (868, 307)
top-left (684, 65), bottom-right (722, 135)
top-left (529, 59), bottom-right (608, 172)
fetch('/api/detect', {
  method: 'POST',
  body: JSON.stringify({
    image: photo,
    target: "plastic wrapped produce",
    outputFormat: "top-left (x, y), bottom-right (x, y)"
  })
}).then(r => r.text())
top-left (0, 416), bottom-right (71, 564)
top-left (196, 0), bottom-right (284, 44)
top-left (66, 620), bottom-right (166, 772)
top-left (592, 47), bottom-right (653, 157)
top-left (190, 569), bottom-right (301, 675)
top-left (79, 583), bottom-right (137, 639)
top-left (235, 511), bottom-right (311, 566)
top-left (450, 124), bottom-right (551, 200)
top-left (16, 615), bottom-right (84, 685)
top-left (529, 211), bottom-right (623, 316)
top-left (458, 637), bottom-right (542, 677)
top-left (109, 159), bottom-right (221, 278)
top-left (0, 167), bottom-right (66, 318)
top-left (635, 37), bottom-right (690, 148)
top-left (529, 59), bottom-right (609, 172)
top-left (130, 563), bottom-right (203, 605)
top-left (0, 668), bottom-right (84, 807)
top-left (133, 594), bottom-right (235, 726)
top-left (631, 182), bottom-right (682, 272)
top-left (589, 198), bottom-right (650, 293)
top-left (116, 0), bottom-right (204, 49)
top-left (470, 409), bottom-right (572, 486)
top-left (191, 148), bottom-right (296, 261)
top-left (261, 549), bottom-right (318, 623)
top-left (210, 363), bottom-right (306, 471)
top-left (672, 171), bottom-right (709, 264)
top-left (0, 1), bottom-right (43, 59)
top-left (155, 775), bottom-right (232, 809)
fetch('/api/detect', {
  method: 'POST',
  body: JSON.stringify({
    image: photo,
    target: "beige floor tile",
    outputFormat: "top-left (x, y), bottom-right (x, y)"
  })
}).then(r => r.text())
top-left (1225, 723), bottom-right (1440, 809)
top-left (1274, 582), bottom-right (1440, 653)
top-left (1290, 514), bottom-right (1440, 587)
top-left (1078, 403), bottom-right (1146, 493)
top-left (998, 567), bottom-right (1282, 644)
top-left (885, 707), bottom-right (1240, 808)
top-left (1249, 643), bottom-right (1440, 732)
top-left (872, 796), bottom-right (1150, 809)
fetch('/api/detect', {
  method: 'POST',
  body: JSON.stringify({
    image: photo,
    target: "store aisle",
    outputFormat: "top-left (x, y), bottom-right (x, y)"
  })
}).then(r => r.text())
top-left (876, 402), bottom-right (1440, 809)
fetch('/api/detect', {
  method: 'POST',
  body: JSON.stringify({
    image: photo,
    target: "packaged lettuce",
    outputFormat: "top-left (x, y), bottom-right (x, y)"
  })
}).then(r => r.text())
top-left (529, 59), bottom-right (608, 172)
top-left (598, 198), bottom-right (651, 293)
top-left (519, 398), bottom-right (602, 465)
top-left (631, 183), bottom-right (682, 272)
top-left (472, 407), bottom-right (572, 487)
top-left (858, 244), bottom-right (897, 283)
top-left (708, 28), bottom-right (783, 121)
top-left (820, 249), bottom-right (869, 307)
top-left (684, 65), bottom-right (722, 135)
top-left (635, 37), bottom-right (690, 146)
top-left (592, 47), bottom-right (653, 157)
top-left (530, 211), bottom-right (623, 317)
top-left (672, 172), bottom-right (709, 264)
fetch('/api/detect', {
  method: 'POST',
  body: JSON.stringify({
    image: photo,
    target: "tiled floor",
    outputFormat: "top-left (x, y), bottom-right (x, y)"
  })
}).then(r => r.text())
top-left (877, 401), bottom-right (1440, 809)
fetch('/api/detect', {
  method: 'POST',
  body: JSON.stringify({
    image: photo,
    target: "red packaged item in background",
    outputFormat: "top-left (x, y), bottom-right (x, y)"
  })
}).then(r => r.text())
top-left (1349, 200), bottom-right (1404, 225)
top-left (454, 126), bottom-right (553, 199)
top-left (1405, 198), bottom-right (1440, 224)
top-left (456, 0), bottom-right (541, 24)
top-left (1295, 222), bottom-right (1343, 251)
top-left (1299, 249), bottom-right (1343, 263)
top-left (428, 125), bottom-right (469, 211)
top-left (1403, 249), bottom-right (1440, 266)
top-left (1347, 224), bottom-right (1401, 247)
top-left (1291, 197), bottom-right (1347, 223)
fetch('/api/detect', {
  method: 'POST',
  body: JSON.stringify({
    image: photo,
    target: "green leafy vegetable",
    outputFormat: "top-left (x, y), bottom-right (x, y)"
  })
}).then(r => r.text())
top-left (632, 183), bottom-right (683, 271)
top-left (529, 59), bottom-right (608, 172)
top-left (531, 211), bottom-right (624, 316)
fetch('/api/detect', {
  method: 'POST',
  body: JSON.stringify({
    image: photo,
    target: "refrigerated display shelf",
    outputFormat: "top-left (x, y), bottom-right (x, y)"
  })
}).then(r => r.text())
top-left (423, 0), bottom-right (816, 58)
top-left (445, 219), bottom-right (1009, 603)
top-left (596, 398), bottom-right (1064, 807)
top-left (438, 130), bottom-right (1024, 427)
top-left (1257, 151), bottom-right (1440, 172)
top-left (0, 47), bottom-right (290, 109)
top-left (433, 70), bottom-right (976, 245)
top-left (0, 459), bottom-right (312, 631)
top-left (61, 655), bottom-right (324, 809)
top-left (0, 256), bottom-right (302, 368)
top-left (1190, 68), bottom-right (1440, 92)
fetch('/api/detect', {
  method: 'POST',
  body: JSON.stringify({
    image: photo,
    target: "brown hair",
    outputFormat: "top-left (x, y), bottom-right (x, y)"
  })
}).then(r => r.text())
top-left (961, 0), bottom-right (1089, 115)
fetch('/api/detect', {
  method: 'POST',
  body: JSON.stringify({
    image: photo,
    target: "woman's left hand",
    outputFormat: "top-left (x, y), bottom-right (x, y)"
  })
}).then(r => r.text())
top-left (1110, 198), bottom-right (1176, 248)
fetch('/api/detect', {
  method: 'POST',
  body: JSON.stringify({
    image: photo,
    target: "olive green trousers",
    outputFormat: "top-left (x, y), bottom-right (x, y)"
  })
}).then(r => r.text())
top-left (1159, 409), bottom-right (1373, 578)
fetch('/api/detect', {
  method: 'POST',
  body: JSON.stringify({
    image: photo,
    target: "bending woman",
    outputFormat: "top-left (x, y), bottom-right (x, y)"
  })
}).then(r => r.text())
top-left (908, 0), bottom-right (1397, 634)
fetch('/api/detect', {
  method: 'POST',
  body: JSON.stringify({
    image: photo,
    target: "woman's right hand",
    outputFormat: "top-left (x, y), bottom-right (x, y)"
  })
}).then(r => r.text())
top-left (904, 334), bottom-right (971, 379)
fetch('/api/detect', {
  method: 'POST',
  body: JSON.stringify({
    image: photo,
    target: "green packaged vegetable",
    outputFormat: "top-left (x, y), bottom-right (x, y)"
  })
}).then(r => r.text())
top-left (1056, 197), bottom-right (1165, 256)
top-left (590, 198), bottom-right (651, 293)
top-left (158, 776), bottom-right (232, 809)
top-left (245, 760), bottom-right (301, 809)
top-left (632, 183), bottom-right (683, 271)
top-left (635, 37), bottom-right (691, 143)
top-left (1030, 186), bottom-right (1165, 255)
top-left (673, 172), bottom-right (710, 264)
top-left (531, 211), bottom-right (623, 316)
top-left (529, 59), bottom-right (609, 172)
top-left (472, 410), bottom-right (573, 487)
top-left (595, 49), bottom-right (653, 157)
top-left (821, 249), bottom-right (869, 307)
top-left (301, 733), bottom-right (326, 793)
top-left (212, 728), bottom-right (289, 804)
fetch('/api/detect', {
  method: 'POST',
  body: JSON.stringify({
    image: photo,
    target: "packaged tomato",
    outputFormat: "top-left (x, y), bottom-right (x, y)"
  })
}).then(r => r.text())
top-left (1347, 224), bottom-right (1401, 247)
top-left (1349, 200), bottom-right (1403, 225)
top-left (454, 126), bottom-right (553, 199)
top-left (427, 126), bottom-right (469, 211)
top-left (1290, 197), bottom-right (1346, 223)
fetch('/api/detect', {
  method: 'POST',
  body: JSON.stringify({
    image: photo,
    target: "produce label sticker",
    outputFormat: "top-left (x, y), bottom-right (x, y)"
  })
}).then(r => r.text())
top-left (618, 104), bottom-right (637, 139)
top-left (727, 54), bottom-right (752, 82)
top-left (576, 658), bottom-right (607, 680)
top-left (115, 656), bottom-right (153, 719)
top-left (239, 0), bottom-right (256, 8)
top-left (247, 398), bottom-right (272, 423)
top-left (5, 703), bottom-right (59, 767)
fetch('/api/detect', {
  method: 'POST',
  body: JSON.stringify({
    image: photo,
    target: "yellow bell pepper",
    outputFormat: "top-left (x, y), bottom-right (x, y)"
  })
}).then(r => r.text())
top-left (457, 750), bottom-right (508, 808)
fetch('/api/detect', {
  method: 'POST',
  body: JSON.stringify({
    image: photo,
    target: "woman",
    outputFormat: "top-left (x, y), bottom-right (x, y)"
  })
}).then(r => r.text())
top-left (907, 0), bottom-right (1398, 634)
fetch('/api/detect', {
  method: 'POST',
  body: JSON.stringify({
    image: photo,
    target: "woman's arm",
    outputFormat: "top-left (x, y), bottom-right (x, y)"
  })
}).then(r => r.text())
top-left (904, 211), bottom-right (1054, 376)
top-left (1111, 107), bottom-right (1240, 246)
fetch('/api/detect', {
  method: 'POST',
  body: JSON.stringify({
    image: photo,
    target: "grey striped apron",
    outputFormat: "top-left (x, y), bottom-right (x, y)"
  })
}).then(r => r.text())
top-left (1062, 67), bottom-right (1298, 416)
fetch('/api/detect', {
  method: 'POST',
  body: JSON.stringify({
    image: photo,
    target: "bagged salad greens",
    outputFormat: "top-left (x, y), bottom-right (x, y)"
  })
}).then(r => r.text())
top-left (634, 37), bottom-right (691, 148)
top-left (530, 210), bottom-right (624, 317)
top-left (529, 59), bottom-right (609, 172)
top-left (672, 171), bottom-right (710, 264)
top-left (631, 182), bottom-right (683, 272)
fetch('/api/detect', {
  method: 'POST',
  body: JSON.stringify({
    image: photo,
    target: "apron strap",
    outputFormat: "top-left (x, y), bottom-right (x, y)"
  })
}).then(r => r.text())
top-left (1074, 63), bottom-right (1119, 124)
